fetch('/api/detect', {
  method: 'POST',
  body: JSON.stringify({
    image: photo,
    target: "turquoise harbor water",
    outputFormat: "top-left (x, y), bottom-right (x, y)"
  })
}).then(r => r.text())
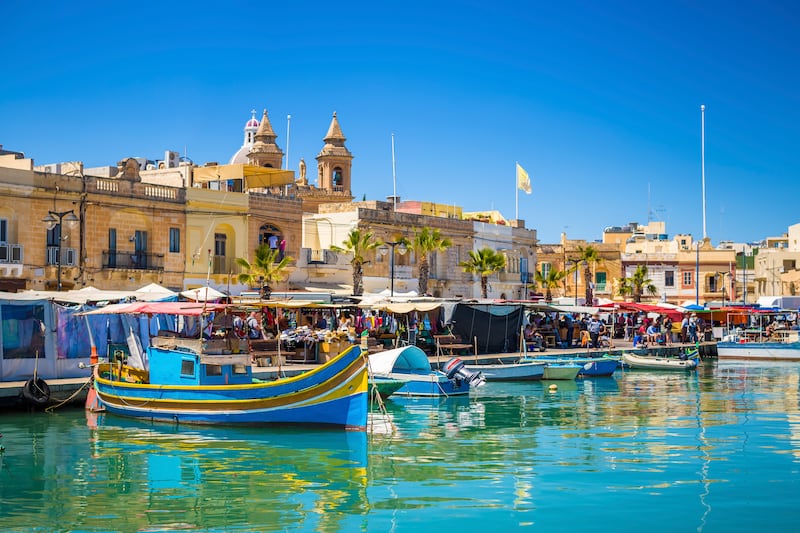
top-left (2, 360), bottom-right (800, 532)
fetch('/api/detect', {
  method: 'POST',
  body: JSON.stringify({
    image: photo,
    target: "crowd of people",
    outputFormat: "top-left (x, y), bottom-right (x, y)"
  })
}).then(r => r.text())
top-left (521, 309), bottom-right (711, 351)
top-left (522, 311), bottom-right (616, 351)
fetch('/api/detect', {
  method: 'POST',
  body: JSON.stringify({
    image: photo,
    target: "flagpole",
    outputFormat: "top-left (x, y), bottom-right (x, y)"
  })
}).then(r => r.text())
top-left (515, 161), bottom-right (519, 220)
top-left (701, 104), bottom-right (707, 240)
top-left (285, 114), bottom-right (291, 170)
top-left (391, 133), bottom-right (397, 211)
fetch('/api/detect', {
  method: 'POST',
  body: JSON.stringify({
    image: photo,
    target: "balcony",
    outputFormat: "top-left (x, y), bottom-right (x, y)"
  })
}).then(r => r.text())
top-left (0, 243), bottom-right (23, 264)
top-left (211, 256), bottom-right (241, 275)
top-left (0, 243), bottom-right (23, 277)
top-left (394, 265), bottom-right (413, 279)
top-left (102, 250), bottom-right (164, 271)
top-left (46, 246), bottom-right (77, 267)
top-left (307, 249), bottom-right (339, 265)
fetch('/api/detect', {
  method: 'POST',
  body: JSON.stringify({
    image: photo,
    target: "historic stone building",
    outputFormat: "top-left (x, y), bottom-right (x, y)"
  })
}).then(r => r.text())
top-left (0, 152), bottom-right (186, 292)
top-left (535, 234), bottom-right (623, 304)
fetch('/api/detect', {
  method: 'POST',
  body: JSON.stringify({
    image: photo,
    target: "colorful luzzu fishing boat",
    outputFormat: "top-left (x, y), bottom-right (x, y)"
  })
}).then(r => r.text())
top-left (86, 301), bottom-right (368, 430)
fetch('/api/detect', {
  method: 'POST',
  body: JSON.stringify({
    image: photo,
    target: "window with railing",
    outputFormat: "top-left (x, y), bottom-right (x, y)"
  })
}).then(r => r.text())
top-left (47, 246), bottom-right (76, 266)
top-left (308, 249), bottom-right (337, 264)
top-left (0, 243), bottom-right (22, 263)
top-left (212, 255), bottom-right (238, 275)
top-left (102, 250), bottom-right (164, 270)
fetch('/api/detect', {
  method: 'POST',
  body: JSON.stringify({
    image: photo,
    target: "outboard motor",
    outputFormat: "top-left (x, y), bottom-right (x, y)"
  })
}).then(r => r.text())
top-left (443, 358), bottom-right (485, 388)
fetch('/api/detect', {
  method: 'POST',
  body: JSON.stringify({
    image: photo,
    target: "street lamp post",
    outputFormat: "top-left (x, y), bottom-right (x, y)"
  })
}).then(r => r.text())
top-left (695, 241), bottom-right (701, 306)
top-left (567, 259), bottom-right (585, 305)
top-left (716, 271), bottom-right (730, 309)
top-left (574, 265), bottom-right (578, 305)
top-left (379, 241), bottom-right (408, 297)
top-left (42, 209), bottom-right (79, 291)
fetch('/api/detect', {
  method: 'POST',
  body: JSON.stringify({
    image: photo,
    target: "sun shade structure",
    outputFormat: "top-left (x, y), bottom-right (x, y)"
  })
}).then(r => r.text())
top-left (192, 164), bottom-right (295, 189)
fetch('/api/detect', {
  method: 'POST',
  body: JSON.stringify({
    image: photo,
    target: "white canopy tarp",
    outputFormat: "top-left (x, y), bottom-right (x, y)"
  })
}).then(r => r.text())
top-left (181, 286), bottom-right (227, 301)
top-left (21, 286), bottom-right (138, 304)
top-left (135, 283), bottom-right (177, 301)
top-left (358, 290), bottom-right (419, 306)
top-left (368, 345), bottom-right (432, 375)
top-left (550, 304), bottom-right (602, 315)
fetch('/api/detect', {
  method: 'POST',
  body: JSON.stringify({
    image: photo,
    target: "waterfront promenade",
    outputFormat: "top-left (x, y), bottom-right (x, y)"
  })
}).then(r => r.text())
top-left (0, 339), bottom-right (713, 408)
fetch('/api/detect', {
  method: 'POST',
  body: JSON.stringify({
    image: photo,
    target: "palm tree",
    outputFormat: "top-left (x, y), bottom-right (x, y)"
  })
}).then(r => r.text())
top-left (330, 228), bottom-right (382, 296)
top-left (535, 268), bottom-right (567, 303)
top-left (575, 245), bottom-right (603, 305)
top-left (236, 245), bottom-right (293, 298)
top-left (412, 227), bottom-right (452, 296)
top-left (618, 265), bottom-right (658, 302)
top-left (460, 247), bottom-right (506, 298)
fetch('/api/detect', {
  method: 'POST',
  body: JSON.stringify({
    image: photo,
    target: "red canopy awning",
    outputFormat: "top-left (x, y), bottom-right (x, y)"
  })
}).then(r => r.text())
top-left (82, 301), bottom-right (230, 316)
top-left (603, 302), bottom-right (684, 322)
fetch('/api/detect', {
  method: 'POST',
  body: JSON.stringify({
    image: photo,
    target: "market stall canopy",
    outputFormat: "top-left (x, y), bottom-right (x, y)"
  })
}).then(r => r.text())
top-left (181, 286), bottom-right (227, 301)
top-left (259, 299), bottom-right (347, 309)
top-left (22, 286), bottom-right (149, 304)
top-left (604, 302), bottom-right (683, 322)
top-left (367, 301), bottom-right (444, 314)
top-left (549, 304), bottom-right (601, 315)
top-left (135, 283), bottom-right (178, 301)
top-left (682, 303), bottom-right (707, 311)
top-left (192, 164), bottom-right (294, 189)
top-left (81, 301), bottom-right (229, 316)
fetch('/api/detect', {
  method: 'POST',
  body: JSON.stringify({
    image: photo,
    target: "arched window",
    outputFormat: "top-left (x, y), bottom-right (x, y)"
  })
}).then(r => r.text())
top-left (259, 223), bottom-right (282, 248)
top-left (332, 168), bottom-right (343, 189)
top-left (259, 223), bottom-right (286, 260)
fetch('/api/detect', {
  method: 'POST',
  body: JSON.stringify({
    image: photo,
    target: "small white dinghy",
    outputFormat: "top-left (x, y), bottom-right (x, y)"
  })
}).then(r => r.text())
top-left (621, 352), bottom-right (698, 371)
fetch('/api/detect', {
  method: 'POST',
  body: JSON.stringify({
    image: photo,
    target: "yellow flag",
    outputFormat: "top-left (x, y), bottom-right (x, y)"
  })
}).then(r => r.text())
top-left (516, 163), bottom-right (532, 194)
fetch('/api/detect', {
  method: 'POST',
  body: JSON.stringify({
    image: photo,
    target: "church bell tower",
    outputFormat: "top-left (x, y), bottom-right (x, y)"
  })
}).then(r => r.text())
top-left (248, 108), bottom-right (284, 168)
top-left (315, 112), bottom-right (352, 194)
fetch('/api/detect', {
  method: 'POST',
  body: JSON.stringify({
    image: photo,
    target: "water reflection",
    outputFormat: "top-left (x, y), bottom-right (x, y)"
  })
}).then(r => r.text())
top-left (3, 362), bottom-right (800, 532)
top-left (0, 411), bottom-right (368, 532)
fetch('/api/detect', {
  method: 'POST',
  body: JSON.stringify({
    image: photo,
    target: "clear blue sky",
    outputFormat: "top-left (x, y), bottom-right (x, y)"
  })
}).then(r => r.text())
top-left (2, 1), bottom-right (798, 245)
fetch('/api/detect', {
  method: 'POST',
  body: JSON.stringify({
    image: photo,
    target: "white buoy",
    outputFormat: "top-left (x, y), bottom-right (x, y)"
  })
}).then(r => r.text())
top-left (548, 383), bottom-right (558, 392)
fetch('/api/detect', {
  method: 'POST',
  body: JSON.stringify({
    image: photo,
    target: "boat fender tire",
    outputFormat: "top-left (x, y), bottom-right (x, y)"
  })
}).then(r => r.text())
top-left (22, 377), bottom-right (51, 406)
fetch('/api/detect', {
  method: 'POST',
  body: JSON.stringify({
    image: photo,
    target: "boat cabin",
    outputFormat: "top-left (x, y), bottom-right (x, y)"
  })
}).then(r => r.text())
top-left (148, 335), bottom-right (253, 386)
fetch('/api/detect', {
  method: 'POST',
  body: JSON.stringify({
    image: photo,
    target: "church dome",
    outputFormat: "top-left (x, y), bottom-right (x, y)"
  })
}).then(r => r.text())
top-left (229, 110), bottom-right (260, 165)
top-left (229, 145), bottom-right (250, 165)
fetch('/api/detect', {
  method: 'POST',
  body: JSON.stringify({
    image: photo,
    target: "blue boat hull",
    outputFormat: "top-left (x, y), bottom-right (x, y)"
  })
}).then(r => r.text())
top-left (574, 358), bottom-right (618, 376)
top-left (524, 356), bottom-right (618, 377)
top-left (387, 372), bottom-right (471, 397)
